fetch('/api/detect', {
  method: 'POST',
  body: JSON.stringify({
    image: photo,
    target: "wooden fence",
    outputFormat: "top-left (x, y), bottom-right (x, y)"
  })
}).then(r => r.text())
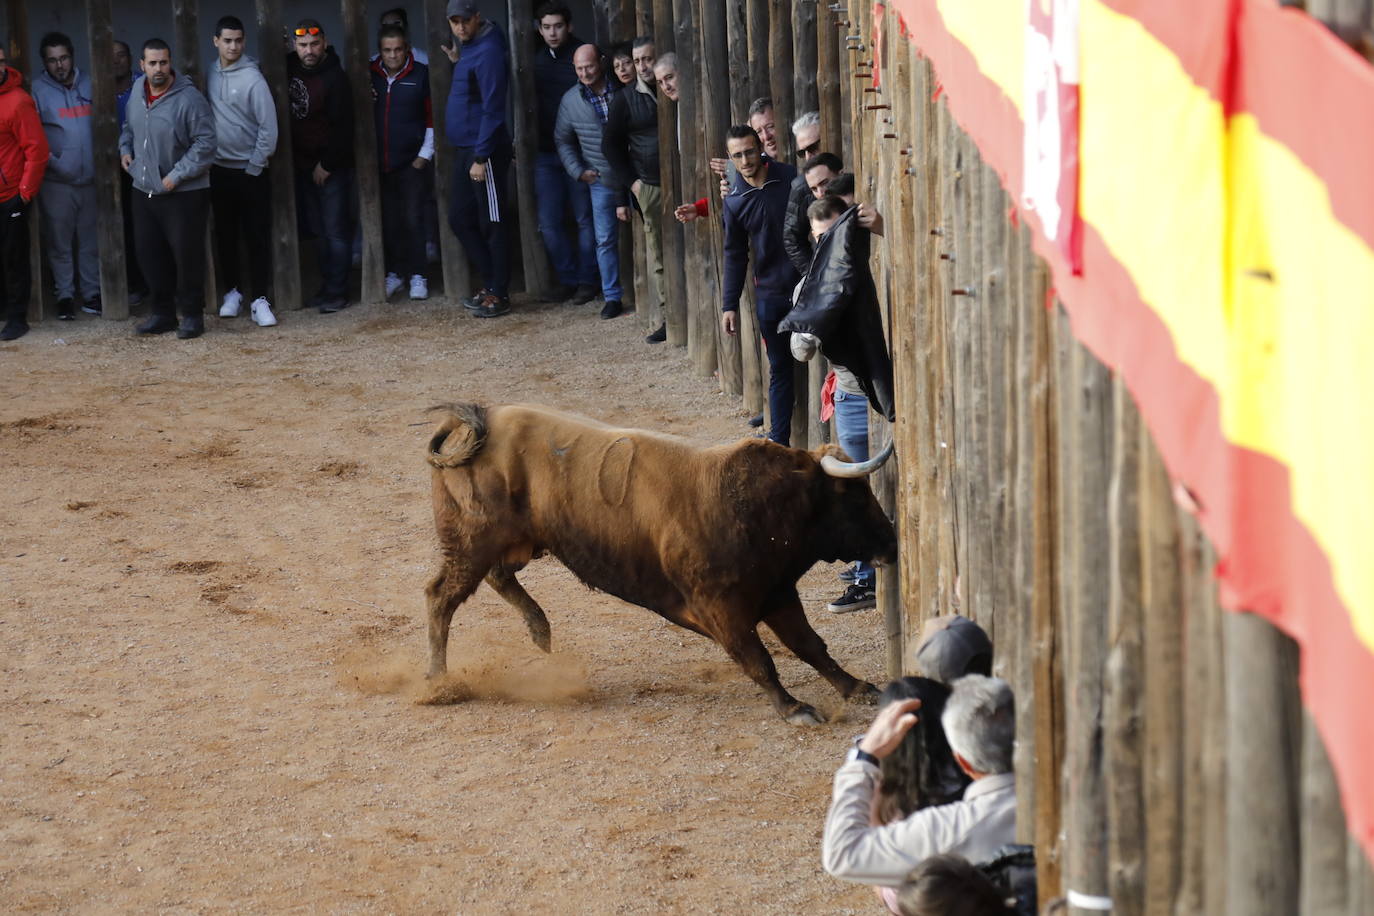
top-left (7, 0), bottom-right (1374, 911)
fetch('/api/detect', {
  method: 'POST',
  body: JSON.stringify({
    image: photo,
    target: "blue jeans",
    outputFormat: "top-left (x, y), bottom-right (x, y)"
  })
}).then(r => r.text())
top-left (833, 387), bottom-right (874, 587)
top-left (534, 151), bottom-right (596, 287)
top-left (757, 297), bottom-right (796, 447)
top-left (588, 179), bottom-right (622, 302)
top-left (296, 167), bottom-right (354, 299)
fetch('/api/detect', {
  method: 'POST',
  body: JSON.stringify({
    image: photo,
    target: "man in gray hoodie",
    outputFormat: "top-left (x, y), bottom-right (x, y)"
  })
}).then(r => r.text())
top-left (33, 32), bottom-right (100, 320)
top-left (119, 38), bottom-right (216, 339)
top-left (207, 15), bottom-right (278, 327)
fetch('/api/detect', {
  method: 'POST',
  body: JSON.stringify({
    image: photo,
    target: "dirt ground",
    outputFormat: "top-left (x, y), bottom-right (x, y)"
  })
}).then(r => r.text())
top-left (0, 294), bottom-right (889, 914)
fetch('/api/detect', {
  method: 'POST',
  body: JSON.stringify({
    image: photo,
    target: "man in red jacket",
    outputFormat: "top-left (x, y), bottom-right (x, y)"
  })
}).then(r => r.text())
top-left (0, 45), bottom-right (51, 341)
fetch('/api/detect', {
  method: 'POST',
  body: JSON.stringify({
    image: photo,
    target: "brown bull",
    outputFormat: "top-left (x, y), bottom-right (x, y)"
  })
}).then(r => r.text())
top-left (424, 402), bottom-right (898, 724)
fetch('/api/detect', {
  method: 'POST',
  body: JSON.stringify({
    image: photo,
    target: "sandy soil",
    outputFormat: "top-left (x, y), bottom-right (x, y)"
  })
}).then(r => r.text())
top-left (0, 294), bottom-right (888, 914)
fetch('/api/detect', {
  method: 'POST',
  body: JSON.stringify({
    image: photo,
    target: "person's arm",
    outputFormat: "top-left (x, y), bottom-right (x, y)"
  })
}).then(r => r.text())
top-left (320, 69), bottom-right (354, 174)
top-left (164, 91), bottom-right (217, 188)
top-left (416, 85), bottom-right (435, 164)
top-left (721, 202), bottom-right (749, 314)
top-left (783, 183), bottom-right (813, 274)
top-left (247, 76), bottom-right (279, 175)
top-left (473, 44), bottom-right (508, 159)
top-left (553, 97), bottom-right (587, 180)
top-left (15, 95), bottom-right (50, 201)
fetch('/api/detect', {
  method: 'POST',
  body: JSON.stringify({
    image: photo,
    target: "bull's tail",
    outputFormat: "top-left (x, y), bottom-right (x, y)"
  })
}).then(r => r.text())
top-left (426, 403), bottom-right (489, 468)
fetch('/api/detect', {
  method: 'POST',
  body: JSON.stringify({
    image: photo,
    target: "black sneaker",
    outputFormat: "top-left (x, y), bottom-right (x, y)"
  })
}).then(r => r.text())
top-left (317, 297), bottom-right (347, 314)
top-left (645, 323), bottom-right (666, 344)
top-left (82, 296), bottom-right (102, 316)
top-left (57, 298), bottom-right (75, 320)
top-left (570, 284), bottom-right (597, 305)
top-left (473, 293), bottom-right (510, 318)
top-left (136, 315), bottom-right (178, 335)
top-left (0, 319), bottom-right (29, 341)
top-left (176, 315), bottom-right (205, 339)
top-left (747, 413), bottom-right (764, 428)
top-left (599, 299), bottom-right (623, 320)
top-left (462, 288), bottom-right (492, 311)
top-left (827, 584), bottom-right (877, 614)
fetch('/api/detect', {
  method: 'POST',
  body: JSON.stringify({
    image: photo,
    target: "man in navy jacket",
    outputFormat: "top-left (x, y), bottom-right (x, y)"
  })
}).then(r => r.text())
top-left (443, 0), bottom-right (512, 317)
top-left (371, 24), bottom-right (433, 302)
top-left (719, 124), bottom-right (801, 446)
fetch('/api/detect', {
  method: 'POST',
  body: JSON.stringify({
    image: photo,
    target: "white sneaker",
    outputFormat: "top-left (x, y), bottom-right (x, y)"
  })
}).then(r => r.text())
top-left (385, 272), bottom-right (404, 297)
top-left (219, 288), bottom-right (243, 318)
top-left (409, 275), bottom-right (429, 300)
top-left (249, 297), bottom-right (277, 327)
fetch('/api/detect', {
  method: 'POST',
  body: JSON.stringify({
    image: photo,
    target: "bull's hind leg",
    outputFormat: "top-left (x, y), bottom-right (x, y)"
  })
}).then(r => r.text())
top-left (714, 623), bottom-right (825, 725)
top-left (425, 559), bottom-right (488, 677)
top-left (763, 594), bottom-right (879, 702)
top-left (485, 565), bottom-right (552, 652)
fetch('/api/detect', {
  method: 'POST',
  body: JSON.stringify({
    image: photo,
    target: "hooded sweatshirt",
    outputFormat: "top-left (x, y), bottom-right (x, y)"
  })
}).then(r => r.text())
top-left (445, 20), bottom-right (509, 156)
top-left (32, 66), bottom-right (94, 185)
top-left (286, 46), bottom-right (353, 173)
top-left (207, 55), bottom-right (278, 175)
top-left (0, 67), bottom-right (49, 202)
top-left (118, 73), bottom-right (216, 196)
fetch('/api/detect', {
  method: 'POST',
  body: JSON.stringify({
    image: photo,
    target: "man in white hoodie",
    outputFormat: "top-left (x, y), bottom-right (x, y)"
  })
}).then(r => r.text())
top-left (207, 15), bottom-right (278, 326)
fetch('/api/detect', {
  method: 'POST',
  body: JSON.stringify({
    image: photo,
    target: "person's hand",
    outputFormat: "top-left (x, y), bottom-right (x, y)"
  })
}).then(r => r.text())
top-left (616, 206), bottom-right (629, 222)
top-left (630, 178), bottom-right (643, 198)
top-left (312, 163), bottom-right (330, 186)
top-left (857, 203), bottom-right (884, 237)
top-left (120, 153), bottom-right (133, 172)
top-left (719, 176), bottom-right (730, 199)
top-left (469, 160), bottom-right (487, 182)
top-left (162, 175), bottom-right (178, 192)
top-left (857, 698), bottom-right (921, 759)
top-left (441, 42), bottom-right (459, 64)
top-left (708, 157), bottom-right (727, 178)
top-left (674, 203), bottom-right (699, 223)
top-left (579, 169), bottom-right (598, 183)
top-left (721, 310), bottom-right (738, 336)
top-left (412, 157), bottom-right (429, 170)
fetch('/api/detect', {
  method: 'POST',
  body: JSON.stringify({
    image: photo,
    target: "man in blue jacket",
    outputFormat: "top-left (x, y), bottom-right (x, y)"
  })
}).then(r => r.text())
top-left (371, 24), bottom-right (433, 303)
top-left (444, 0), bottom-right (512, 318)
top-left (719, 124), bottom-right (801, 446)
top-left (33, 32), bottom-right (100, 320)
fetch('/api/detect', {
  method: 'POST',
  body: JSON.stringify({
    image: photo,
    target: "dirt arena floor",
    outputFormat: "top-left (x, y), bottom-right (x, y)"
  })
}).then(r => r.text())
top-left (0, 293), bottom-right (889, 914)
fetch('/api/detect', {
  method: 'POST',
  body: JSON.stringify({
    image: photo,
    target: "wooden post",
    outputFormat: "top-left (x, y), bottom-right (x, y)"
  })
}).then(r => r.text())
top-left (424, 0), bottom-right (472, 303)
top-left (726, 0), bottom-right (750, 122)
top-left (700, 0), bottom-right (738, 395)
top-left (508, 0), bottom-right (553, 299)
top-left (85, 0), bottom-right (129, 320)
top-left (1299, 713), bottom-right (1349, 915)
top-left (792, 0), bottom-right (818, 123)
top-left (767, 0), bottom-right (794, 160)
top-left (340, 0), bottom-right (385, 306)
top-left (170, 0), bottom-right (219, 318)
top-left (1224, 613), bottom-right (1301, 916)
top-left (725, 0), bottom-right (763, 411)
top-left (673, 0), bottom-right (714, 379)
top-left (652, 0), bottom-right (687, 347)
top-left (256, 0), bottom-right (303, 310)
top-left (816, 0), bottom-right (842, 157)
top-left (747, 0), bottom-right (768, 102)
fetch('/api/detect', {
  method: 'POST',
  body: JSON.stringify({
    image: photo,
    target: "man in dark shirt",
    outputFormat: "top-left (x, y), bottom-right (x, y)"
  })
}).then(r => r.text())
top-left (530, 2), bottom-right (596, 303)
top-left (286, 19), bottom-right (354, 313)
top-left (718, 124), bottom-right (801, 446)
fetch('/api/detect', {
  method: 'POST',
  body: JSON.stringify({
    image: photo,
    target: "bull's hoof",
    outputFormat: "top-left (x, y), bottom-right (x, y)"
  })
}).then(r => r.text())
top-left (424, 666), bottom-right (446, 680)
top-left (784, 704), bottom-right (826, 726)
top-left (847, 682), bottom-right (881, 704)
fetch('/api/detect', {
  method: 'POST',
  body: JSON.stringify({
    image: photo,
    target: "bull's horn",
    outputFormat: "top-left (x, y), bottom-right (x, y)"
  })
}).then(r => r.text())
top-left (821, 441), bottom-right (895, 478)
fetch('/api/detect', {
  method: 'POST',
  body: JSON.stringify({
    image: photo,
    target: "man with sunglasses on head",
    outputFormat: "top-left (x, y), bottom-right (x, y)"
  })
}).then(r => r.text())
top-left (287, 19), bottom-right (354, 314)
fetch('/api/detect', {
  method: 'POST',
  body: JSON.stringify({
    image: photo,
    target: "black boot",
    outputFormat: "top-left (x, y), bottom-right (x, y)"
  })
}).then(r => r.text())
top-left (137, 314), bottom-right (178, 335)
top-left (176, 314), bottom-right (205, 339)
top-left (0, 318), bottom-right (29, 341)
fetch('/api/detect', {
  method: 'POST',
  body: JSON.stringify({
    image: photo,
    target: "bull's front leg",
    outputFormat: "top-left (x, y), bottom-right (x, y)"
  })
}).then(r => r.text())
top-left (715, 626), bottom-right (825, 726)
top-left (424, 560), bottom-right (486, 678)
top-left (763, 596), bottom-right (879, 703)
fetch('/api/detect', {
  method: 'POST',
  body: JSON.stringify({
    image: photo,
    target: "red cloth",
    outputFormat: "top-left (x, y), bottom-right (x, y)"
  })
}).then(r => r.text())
top-left (693, 197), bottom-right (708, 218)
top-left (0, 67), bottom-right (49, 201)
top-left (820, 370), bottom-right (837, 422)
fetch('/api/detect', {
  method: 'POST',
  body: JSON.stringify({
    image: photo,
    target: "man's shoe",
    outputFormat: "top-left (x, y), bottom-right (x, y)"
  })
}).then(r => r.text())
top-left (136, 314), bottom-right (177, 335)
top-left (409, 275), bottom-right (429, 300)
top-left (545, 283), bottom-right (576, 302)
top-left (0, 319), bottom-right (29, 341)
top-left (385, 272), bottom-right (404, 297)
top-left (219, 288), bottom-right (243, 317)
top-left (570, 283), bottom-right (598, 305)
top-left (473, 293), bottom-right (510, 318)
top-left (317, 297), bottom-right (347, 314)
top-left (827, 584), bottom-right (877, 614)
top-left (250, 297), bottom-right (278, 327)
top-left (82, 296), bottom-right (102, 316)
top-left (838, 563), bottom-right (862, 584)
top-left (176, 315), bottom-right (205, 339)
top-left (128, 288), bottom-right (146, 306)
top-left (645, 323), bottom-right (666, 344)
top-left (57, 298), bottom-right (75, 320)
top-left (747, 413), bottom-right (764, 428)
top-left (600, 299), bottom-right (624, 320)
top-left (462, 288), bottom-right (492, 311)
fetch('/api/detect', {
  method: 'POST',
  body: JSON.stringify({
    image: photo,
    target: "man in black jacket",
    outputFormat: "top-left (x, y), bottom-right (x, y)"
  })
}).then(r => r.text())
top-left (603, 36), bottom-right (665, 343)
top-left (287, 20), bottom-right (354, 313)
top-left (782, 111), bottom-right (829, 275)
top-left (531, 2), bottom-right (596, 303)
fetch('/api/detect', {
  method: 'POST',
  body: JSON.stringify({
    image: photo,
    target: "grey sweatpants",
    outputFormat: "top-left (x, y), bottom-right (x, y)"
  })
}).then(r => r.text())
top-left (39, 181), bottom-right (100, 301)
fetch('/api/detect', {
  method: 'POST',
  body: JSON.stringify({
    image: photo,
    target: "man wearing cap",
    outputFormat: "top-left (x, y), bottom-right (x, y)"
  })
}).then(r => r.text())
top-left (915, 615), bottom-right (993, 684)
top-left (442, 0), bottom-right (513, 318)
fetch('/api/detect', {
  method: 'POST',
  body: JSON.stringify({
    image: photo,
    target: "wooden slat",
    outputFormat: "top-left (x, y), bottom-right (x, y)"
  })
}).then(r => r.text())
top-left (747, 0), bottom-right (768, 102)
top-left (1299, 712), bottom-right (1349, 915)
top-left (340, 0), bottom-right (384, 306)
top-left (422, 0), bottom-right (471, 304)
top-left (256, 0), bottom-right (303, 310)
top-left (507, 0), bottom-right (553, 300)
top-left (767, 0), bottom-right (794, 160)
top-left (651, 0), bottom-right (687, 347)
top-left (700, 0), bottom-right (739, 396)
top-left (85, 0), bottom-right (129, 320)
top-left (672, 0), bottom-right (714, 379)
